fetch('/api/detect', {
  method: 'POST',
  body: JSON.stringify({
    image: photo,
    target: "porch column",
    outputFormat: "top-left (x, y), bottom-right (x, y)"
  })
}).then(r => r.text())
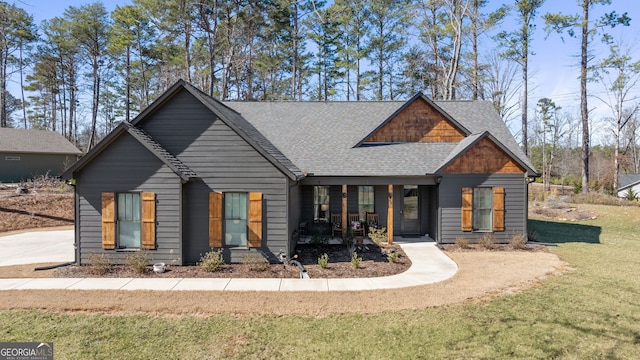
top-left (387, 184), bottom-right (393, 244)
top-left (342, 184), bottom-right (347, 239)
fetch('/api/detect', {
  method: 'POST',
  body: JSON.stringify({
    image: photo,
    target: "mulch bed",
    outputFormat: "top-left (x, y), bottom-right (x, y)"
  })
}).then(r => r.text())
top-left (54, 243), bottom-right (411, 279)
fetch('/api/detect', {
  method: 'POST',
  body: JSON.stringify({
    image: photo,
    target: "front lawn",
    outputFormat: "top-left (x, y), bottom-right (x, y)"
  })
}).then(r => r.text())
top-left (2, 203), bottom-right (640, 359)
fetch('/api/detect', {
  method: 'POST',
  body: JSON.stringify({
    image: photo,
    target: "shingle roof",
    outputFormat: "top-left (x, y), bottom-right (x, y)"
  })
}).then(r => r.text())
top-left (618, 173), bottom-right (640, 190)
top-left (0, 128), bottom-right (81, 155)
top-left (125, 124), bottom-right (199, 180)
top-left (224, 99), bottom-right (536, 177)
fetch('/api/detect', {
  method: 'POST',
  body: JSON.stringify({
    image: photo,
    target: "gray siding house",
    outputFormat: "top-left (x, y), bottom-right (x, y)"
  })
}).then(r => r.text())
top-left (0, 128), bottom-right (81, 183)
top-left (62, 80), bottom-right (537, 265)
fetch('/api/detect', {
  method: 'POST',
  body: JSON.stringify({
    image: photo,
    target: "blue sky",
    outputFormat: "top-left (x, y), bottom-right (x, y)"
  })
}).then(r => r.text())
top-left (13, 0), bottom-right (640, 143)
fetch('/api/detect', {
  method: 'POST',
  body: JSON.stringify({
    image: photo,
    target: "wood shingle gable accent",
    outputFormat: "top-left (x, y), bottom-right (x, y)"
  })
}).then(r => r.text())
top-left (461, 187), bottom-right (505, 232)
top-left (359, 94), bottom-right (469, 145)
top-left (443, 137), bottom-right (525, 174)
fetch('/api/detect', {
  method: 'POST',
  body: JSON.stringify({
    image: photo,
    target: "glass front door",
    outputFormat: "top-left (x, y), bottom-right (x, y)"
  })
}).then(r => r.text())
top-left (402, 185), bottom-right (421, 235)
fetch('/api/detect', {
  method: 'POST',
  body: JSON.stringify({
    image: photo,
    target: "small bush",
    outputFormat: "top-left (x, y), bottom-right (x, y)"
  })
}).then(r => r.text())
top-left (624, 188), bottom-right (638, 201)
top-left (311, 228), bottom-right (329, 245)
top-left (317, 253), bottom-right (329, 268)
top-left (87, 253), bottom-right (112, 275)
top-left (198, 249), bottom-right (225, 272)
top-left (125, 251), bottom-right (151, 274)
top-left (387, 250), bottom-right (399, 263)
top-left (242, 252), bottom-right (270, 272)
top-left (454, 237), bottom-right (471, 249)
top-left (509, 233), bottom-right (528, 250)
top-left (351, 252), bottom-right (362, 269)
top-left (478, 233), bottom-right (495, 250)
top-left (368, 227), bottom-right (387, 246)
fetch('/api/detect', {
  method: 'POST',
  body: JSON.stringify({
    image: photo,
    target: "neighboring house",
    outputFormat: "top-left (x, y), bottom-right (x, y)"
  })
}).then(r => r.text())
top-left (62, 80), bottom-right (538, 265)
top-left (0, 128), bottom-right (81, 183)
top-left (617, 174), bottom-right (640, 198)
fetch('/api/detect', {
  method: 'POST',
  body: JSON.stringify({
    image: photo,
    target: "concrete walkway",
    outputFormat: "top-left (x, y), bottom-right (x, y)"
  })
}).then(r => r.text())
top-left (0, 230), bottom-right (458, 291)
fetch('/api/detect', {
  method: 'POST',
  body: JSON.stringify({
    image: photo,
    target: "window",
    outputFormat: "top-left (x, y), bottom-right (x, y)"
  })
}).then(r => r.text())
top-left (118, 193), bottom-right (141, 248)
top-left (462, 187), bottom-right (504, 232)
top-left (472, 188), bottom-right (492, 231)
top-left (101, 192), bottom-right (155, 250)
top-left (225, 193), bottom-right (248, 247)
top-left (358, 186), bottom-right (374, 220)
top-left (314, 186), bottom-right (330, 222)
top-left (209, 192), bottom-right (262, 248)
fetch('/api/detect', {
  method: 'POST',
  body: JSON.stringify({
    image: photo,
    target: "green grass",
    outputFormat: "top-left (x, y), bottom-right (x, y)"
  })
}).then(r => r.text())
top-left (3, 203), bottom-right (640, 359)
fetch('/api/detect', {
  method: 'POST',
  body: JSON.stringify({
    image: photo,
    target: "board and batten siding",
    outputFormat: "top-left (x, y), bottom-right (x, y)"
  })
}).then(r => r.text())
top-left (438, 174), bottom-right (527, 243)
top-left (139, 89), bottom-right (290, 262)
top-left (75, 133), bottom-right (182, 265)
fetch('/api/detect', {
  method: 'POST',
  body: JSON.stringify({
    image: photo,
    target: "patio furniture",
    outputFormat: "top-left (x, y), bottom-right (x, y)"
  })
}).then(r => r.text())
top-left (331, 213), bottom-right (342, 239)
top-left (349, 213), bottom-right (364, 237)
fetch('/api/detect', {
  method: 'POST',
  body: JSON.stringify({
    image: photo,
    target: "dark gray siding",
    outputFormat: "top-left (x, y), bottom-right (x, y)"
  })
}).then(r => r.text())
top-left (140, 89), bottom-right (290, 262)
top-left (438, 174), bottom-right (528, 243)
top-left (75, 133), bottom-right (182, 265)
top-left (288, 181), bottom-right (301, 257)
top-left (0, 153), bottom-right (78, 183)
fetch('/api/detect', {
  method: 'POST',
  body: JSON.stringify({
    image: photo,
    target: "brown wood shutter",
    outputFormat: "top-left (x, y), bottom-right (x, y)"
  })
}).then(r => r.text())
top-left (493, 187), bottom-right (505, 231)
top-left (248, 192), bottom-right (263, 248)
top-left (209, 192), bottom-right (223, 248)
top-left (101, 192), bottom-right (116, 249)
top-left (461, 187), bottom-right (473, 231)
top-left (141, 192), bottom-right (156, 249)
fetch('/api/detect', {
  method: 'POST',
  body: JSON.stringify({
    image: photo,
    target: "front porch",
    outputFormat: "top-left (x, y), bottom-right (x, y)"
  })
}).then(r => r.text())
top-left (295, 178), bottom-right (439, 245)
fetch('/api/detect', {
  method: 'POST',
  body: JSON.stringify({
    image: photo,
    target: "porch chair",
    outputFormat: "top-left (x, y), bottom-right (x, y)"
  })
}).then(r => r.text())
top-left (330, 213), bottom-right (343, 239)
top-left (366, 212), bottom-right (380, 233)
top-left (349, 213), bottom-right (365, 237)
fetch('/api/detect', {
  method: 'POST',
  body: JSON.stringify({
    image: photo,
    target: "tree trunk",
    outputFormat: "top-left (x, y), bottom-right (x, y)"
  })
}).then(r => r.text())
top-left (521, 13), bottom-right (529, 155)
top-left (580, 0), bottom-right (590, 193)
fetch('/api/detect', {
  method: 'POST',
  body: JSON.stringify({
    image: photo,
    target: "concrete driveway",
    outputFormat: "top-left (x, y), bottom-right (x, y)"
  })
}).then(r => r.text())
top-left (0, 229), bottom-right (74, 266)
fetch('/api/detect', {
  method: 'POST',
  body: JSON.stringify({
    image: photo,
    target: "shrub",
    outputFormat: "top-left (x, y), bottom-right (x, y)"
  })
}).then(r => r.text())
top-left (125, 251), bottom-right (151, 274)
top-left (624, 188), bottom-right (638, 201)
top-left (87, 253), bottom-right (112, 275)
top-left (198, 249), bottom-right (225, 272)
top-left (509, 233), bottom-right (528, 250)
top-left (454, 237), bottom-right (471, 249)
top-left (242, 252), bottom-right (270, 272)
top-left (478, 233), bottom-right (495, 250)
top-left (317, 253), bottom-right (329, 268)
top-left (311, 228), bottom-right (329, 245)
top-left (351, 252), bottom-right (362, 269)
top-left (368, 227), bottom-right (387, 246)
top-left (387, 250), bottom-right (399, 263)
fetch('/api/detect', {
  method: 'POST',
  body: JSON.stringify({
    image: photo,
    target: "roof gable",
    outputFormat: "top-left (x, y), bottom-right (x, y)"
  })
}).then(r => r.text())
top-left (61, 122), bottom-right (198, 181)
top-left (131, 80), bottom-right (304, 181)
top-left (358, 93), bottom-right (469, 146)
top-left (438, 132), bottom-right (534, 175)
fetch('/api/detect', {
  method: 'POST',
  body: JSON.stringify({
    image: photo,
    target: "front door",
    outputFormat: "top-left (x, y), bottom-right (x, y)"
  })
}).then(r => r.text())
top-left (401, 185), bottom-right (421, 235)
